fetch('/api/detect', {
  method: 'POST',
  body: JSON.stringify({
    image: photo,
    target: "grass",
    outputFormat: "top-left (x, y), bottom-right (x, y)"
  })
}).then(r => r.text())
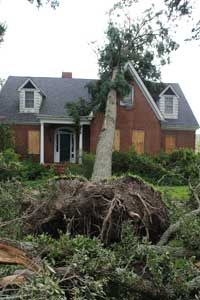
top-left (157, 185), bottom-right (190, 201)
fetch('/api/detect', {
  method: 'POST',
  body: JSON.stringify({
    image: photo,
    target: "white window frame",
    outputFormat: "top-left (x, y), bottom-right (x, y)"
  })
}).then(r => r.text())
top-left (120, 86), bottom-right (134, 106)
top-left (164, 95), bottom-right (174, 114)
top-left (25, 89), bottom-right (35, 109)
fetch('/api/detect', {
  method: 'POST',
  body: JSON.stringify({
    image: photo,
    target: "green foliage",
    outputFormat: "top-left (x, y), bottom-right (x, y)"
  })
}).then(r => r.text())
top-left (27, 0), bottom-right (59, 9)
top-left (0, 148), bottom-right (22, 181)
top-left (22, 221), bottom-right (199, 300)
top-left (21, 159), bottom-right (53, 180)
top-left (112, 148), bottom-right (200, 186)
top-left (66, 152), bottom-right (95, 179)
top-left (0, 180), bottom-right (24, 238)
top-left (0, 124), bottom-right (14, 152)
top-left (65, 97), bottom-right (92, 127)
top-left (0, 149), bottom-right (55, 181)
top-left (178, 216), bottom-right (200, 251)
top-left (17, 273), bottom-right (65, 300)
top-left (0, 23), bottom-right (6, 44)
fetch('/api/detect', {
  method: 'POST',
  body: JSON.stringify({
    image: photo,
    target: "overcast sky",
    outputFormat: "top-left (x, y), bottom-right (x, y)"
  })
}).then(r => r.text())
top-left (0, 0), bottom-right (199, 128)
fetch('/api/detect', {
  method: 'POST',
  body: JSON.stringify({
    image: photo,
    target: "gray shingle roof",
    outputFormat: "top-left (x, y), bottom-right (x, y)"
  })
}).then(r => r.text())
top-left (0, 76), bottom-right (199, 129)
top-left (0, 76), bottom-right (92, 123)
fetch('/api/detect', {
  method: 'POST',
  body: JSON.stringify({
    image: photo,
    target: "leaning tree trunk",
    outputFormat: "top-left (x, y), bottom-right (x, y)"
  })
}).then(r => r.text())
top-left (91, 69), bottom-right (118, 182)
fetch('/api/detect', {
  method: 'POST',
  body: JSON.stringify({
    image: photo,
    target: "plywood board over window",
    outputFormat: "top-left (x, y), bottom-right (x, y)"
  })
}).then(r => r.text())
top-left (28, 130), bottom-right (40, 154)
top-left (113, 129), bottom-right (120, 151)
top-left (165, 135), bottom-right (176, 153)
top-left (132, 130), bottom-right (145, 154)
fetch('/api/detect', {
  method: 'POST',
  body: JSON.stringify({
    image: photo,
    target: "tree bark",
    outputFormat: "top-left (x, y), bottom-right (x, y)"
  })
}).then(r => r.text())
top-left (91, 68), bottom-right (118, 182)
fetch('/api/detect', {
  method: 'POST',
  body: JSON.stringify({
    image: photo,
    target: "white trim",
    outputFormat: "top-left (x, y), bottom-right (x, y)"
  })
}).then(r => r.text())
top-left (37, 115), bottom-right (91, 125)
top-left (79, 125), bottom-right (83, 164)
top-left (17, 79), bottom-right (40, 92)
top-left (40, 122), bottom-right (44, 164)
top-left (17, 78), bottom-right (46, 97)
top-left (125, 62), bottom-right (165, 121)
top-left (54, 127), bottom-right (76, 163)
top-left (159, 84), bottom-right (179, 98)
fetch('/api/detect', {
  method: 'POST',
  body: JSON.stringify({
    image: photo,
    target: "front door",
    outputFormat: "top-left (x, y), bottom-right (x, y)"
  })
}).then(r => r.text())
top-left (60, 133), bottom-right (70, 162)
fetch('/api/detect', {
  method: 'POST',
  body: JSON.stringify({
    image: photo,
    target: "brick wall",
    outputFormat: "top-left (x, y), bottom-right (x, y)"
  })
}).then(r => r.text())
top-left (13, 124), bottom-right (40, 161)
top-left (161, 130), bottom-right (195, 151)
top-left (13, 124), bottom-right (91, 163)
top-left (90, 81), bottom-right (162, 155)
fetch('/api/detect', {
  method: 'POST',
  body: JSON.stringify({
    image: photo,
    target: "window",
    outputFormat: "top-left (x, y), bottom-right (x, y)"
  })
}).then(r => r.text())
top-left (132, 130), bottom-right (145, 154)
top-left (28, 130), bottom-right (40, 154)
top-left (25, 91), bottom-right (34, 108)
top-left (120, 86), bottom-right (134, 106)
top-left (165, 135), bottom-right (176, 153)
top-left (165, 96), bottom-right (173, 114)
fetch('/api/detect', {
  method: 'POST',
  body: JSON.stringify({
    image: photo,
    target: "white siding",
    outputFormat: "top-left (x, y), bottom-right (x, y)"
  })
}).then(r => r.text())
top-left (19, 89), bottom-right (42, 113)
top-left (159, 96), bottom-right (178, 119)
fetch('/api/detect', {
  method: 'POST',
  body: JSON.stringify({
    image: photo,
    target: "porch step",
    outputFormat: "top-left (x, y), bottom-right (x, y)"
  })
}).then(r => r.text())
top-left (44, 163), bottom-right (67, 175)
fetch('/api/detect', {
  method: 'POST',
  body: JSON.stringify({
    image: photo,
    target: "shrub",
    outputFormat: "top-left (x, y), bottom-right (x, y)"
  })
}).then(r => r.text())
top-left (0, 124), bottom-right (14, 152)
top-left (112, 148), bottom-right (200, 186)
top-left (0, 180), bottom-right (24, 238)
top-left (21, 160), bottom-right (53, 180)
top-left (66, 152), bottom-right (95, 179)
top-left (112, 149), bottom-right (168, 184)
top-left (0, 148), bottom-right (22, 181)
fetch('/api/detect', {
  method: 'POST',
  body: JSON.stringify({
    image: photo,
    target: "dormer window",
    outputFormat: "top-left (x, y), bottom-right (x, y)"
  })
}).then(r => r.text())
top-left (18, 79), bottom-right (45, 114)
top-left (159, 85), bottom-right (179, 119)
top-left (164, 95), bottom-right (173, 114)
top-left (120, 85), bottom-right (134, 107)
top-left (25, 91), bottom-right (34, 108)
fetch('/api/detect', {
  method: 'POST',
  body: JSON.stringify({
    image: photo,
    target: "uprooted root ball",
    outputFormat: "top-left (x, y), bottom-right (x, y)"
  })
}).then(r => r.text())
top-left (23, 176), bottom-right (169, 244)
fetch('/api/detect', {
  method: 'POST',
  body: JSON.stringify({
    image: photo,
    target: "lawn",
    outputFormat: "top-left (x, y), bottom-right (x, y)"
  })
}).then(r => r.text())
top-left (157, 185), bottom-right (190, 201)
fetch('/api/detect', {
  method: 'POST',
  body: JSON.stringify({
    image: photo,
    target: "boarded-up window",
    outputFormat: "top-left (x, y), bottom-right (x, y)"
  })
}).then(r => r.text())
top-left (165, 135), bottom-right (176, 153)
top-left (113, 129), bottom-right (120, 151)
top-left (28, 130), bottom-right (40, 154)
top-left (132, 130), bottom-right (145, 154)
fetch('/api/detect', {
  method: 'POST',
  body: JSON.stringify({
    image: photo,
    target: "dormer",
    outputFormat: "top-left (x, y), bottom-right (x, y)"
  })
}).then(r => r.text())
top-left (18, 79), bottom-right (44, 113)
top-left (159, 85), bottom-right (179, 119)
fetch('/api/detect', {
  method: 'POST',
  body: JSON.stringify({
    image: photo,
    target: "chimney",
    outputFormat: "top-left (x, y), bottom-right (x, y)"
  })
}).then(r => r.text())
top-left (62, 72), bottom-right (72, 79)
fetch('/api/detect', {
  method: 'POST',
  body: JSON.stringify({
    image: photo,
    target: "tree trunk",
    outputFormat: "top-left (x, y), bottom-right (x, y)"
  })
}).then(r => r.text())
top-left (91, 69), bottom-right (118, 182)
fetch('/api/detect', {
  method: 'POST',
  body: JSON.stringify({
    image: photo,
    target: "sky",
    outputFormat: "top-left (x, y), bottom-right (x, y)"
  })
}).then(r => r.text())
top-left (0, 0), bottom-right (200, 128)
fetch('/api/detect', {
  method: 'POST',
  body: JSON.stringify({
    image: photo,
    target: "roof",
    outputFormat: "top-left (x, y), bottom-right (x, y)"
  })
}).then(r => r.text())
top-left (146, 81), bottom-right (199, 129)
top-left (0, 76), bottom-right (92, 124)
top-left (0, 73), bottom-right (199, 129)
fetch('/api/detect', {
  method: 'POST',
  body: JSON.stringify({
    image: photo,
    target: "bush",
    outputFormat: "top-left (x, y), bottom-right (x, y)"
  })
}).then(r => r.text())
top-left (112, 149), bottom-right (169, 184)
top-left (0, 180), bottom-right (24, 238)
top-left (0, 124), bottom-right (14, 152)
top-left (66, 152), bottom-right (95, 179)
top-left (21, 160), bottom-right (51, 180)
top-left (112, 148), bottom-right (200, 186)
top-left (0, 148), bottom-right (22, 181)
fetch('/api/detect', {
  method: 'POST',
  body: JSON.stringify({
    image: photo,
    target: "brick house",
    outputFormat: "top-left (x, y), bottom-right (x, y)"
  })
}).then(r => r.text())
top-left (0, 62), bottom-right (199, 163)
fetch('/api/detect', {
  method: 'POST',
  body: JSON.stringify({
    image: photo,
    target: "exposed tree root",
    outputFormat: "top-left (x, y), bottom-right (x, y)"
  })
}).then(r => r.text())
top-left (22, 176), bottom-right (169, 244)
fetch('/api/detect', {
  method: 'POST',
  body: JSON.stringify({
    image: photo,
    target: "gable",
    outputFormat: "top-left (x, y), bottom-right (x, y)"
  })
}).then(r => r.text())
top-left (125, 62), bottom-right (164, 121)
top-left (163, 87), bottom-right (176, 96)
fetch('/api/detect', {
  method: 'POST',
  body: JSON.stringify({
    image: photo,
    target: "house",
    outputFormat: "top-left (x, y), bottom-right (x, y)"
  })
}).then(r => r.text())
top-left (0, 62), bottom-right (199, 164)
